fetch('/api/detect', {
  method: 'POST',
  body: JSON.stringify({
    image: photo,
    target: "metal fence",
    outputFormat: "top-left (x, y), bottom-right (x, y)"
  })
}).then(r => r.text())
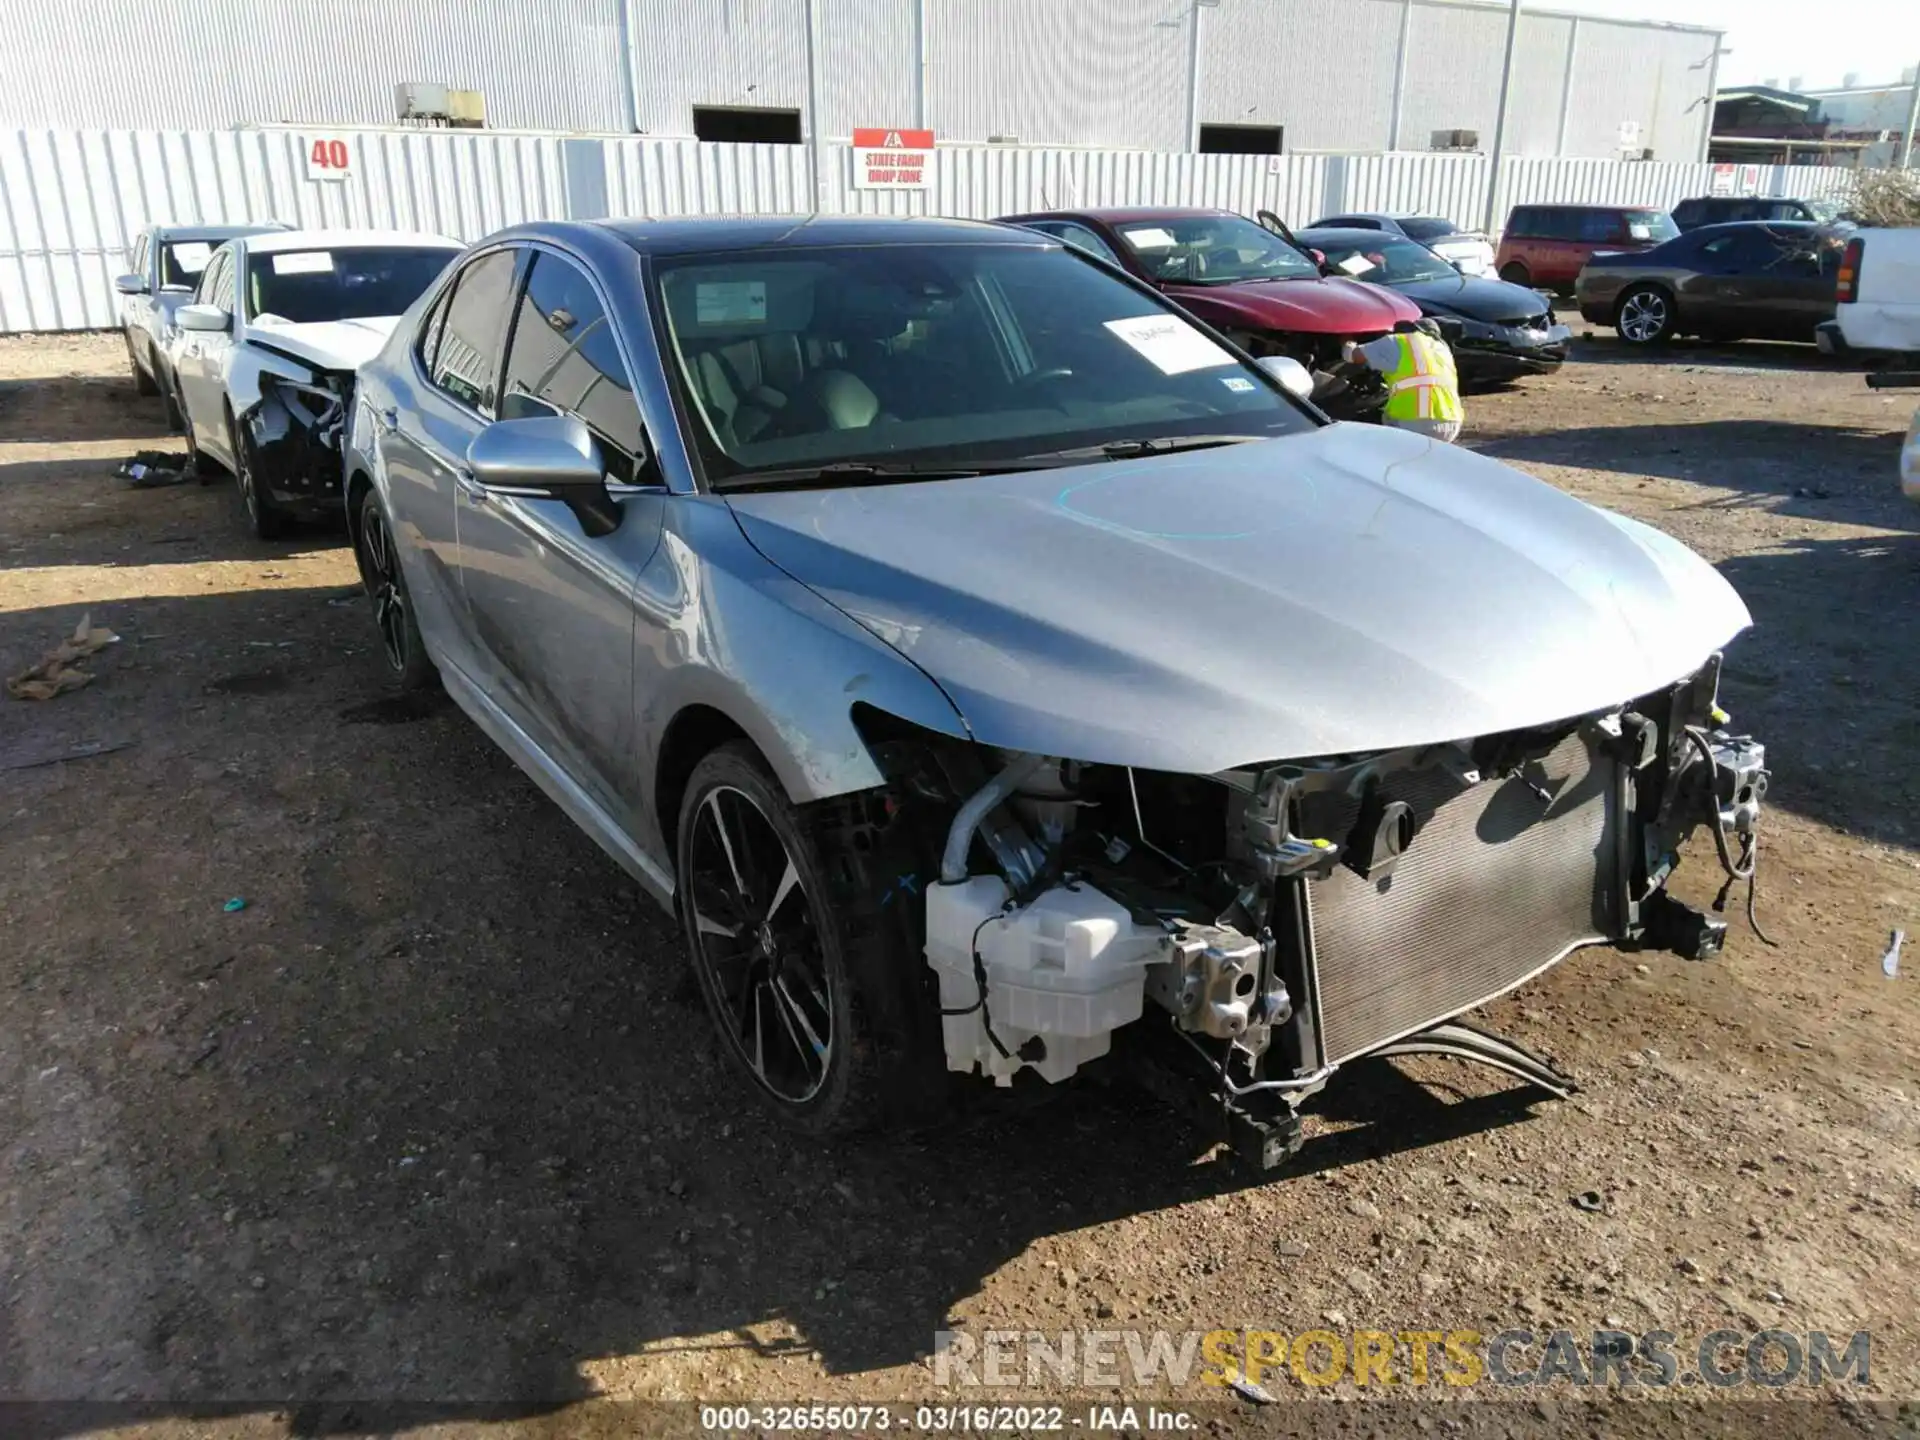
top-left (0, 124), bottom-right (1871, 333)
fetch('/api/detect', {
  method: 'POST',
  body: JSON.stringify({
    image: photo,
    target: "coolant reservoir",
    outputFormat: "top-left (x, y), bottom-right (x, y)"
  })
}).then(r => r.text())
top-left (925, 876), bottom-right (1166, 1086)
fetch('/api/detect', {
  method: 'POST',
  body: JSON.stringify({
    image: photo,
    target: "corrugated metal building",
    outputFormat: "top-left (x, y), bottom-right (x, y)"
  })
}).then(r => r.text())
top-left (1, 0), bottom-right (1720, 160)
top-left (1801, 77), bottom-right (1918, 168)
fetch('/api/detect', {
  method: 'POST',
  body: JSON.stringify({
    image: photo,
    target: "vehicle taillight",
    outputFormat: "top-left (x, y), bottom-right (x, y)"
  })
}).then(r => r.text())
top-left (1836, 237), bottom-right (1863, 304)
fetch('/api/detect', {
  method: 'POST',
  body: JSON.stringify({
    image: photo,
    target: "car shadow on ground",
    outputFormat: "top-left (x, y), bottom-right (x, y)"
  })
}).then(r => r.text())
top-left (1563, 333), bottom-right (1861, 374)
top-left (1, 581), bottom-right (1570, 1433)
top-left (1715, 530), bottom-right (1920, 852)
top-left (1473, 417), bottom-right (1909, 519)
top-left (0, 374), bottom-right (179, 445)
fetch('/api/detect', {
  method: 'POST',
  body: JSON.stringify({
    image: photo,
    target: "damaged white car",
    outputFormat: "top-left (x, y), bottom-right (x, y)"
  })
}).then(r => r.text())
top-left (343, 216), bottom-right (1769, 1163)
top-left (167, 228), bottom-right (463, 536)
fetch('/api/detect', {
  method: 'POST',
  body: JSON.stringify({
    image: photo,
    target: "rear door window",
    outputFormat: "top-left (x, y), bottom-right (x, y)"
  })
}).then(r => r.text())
top-left (429, 248), bottom-right (519, 415)
top-left (1576, 211), bottom-right (1625, 243)
top-left (500, 251), bottom-right (646, 482)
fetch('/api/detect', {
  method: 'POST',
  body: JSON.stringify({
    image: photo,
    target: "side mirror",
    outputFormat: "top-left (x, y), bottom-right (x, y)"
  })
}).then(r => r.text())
top-left (176, 303), bottom-right (230, 333)
top-left (466, 414), bottom-right (625, 537)
top-left (115, 273), bottom-right (149, 296)
top-left (1256, 355), bottom-right (1316, 400)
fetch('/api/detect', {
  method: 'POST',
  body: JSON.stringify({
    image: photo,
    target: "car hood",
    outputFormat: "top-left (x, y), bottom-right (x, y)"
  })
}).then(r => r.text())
top-left (1163, 275), bottom-right (1422, 336)
top-left (1392, 273), bottom-right (1552, 323)
top-left (727, 426), bottom-right (1751, 773)
top-left (246, 316), bottom-right (402, 372)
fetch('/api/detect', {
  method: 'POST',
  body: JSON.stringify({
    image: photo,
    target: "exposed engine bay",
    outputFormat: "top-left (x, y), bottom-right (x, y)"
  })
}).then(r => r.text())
top-left (882, 655), bottom-right (1767, 1167)
top-left (240, 352), bottom-right (356, 511)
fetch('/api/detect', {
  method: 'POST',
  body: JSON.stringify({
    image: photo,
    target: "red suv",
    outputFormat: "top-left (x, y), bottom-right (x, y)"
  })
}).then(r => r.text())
top-left (1495, 204), bottom-right (1680, 292)
top-left (997, 207), bottom-right (1422, 418)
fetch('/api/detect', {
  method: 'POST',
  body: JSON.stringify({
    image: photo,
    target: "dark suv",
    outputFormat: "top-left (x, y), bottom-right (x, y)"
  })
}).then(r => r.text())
top-left (1672, 196), bottom-right (1840, 231)
top-left (1495, 205), bottom-right (1680, 291)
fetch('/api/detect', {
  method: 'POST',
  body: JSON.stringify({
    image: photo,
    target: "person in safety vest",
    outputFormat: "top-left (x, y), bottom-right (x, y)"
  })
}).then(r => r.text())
top-left (1343, 327), bottom-right (1463, 442)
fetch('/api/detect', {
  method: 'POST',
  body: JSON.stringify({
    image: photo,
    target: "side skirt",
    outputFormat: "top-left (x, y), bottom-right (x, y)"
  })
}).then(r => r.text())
top-left (437, 658), bottom-right (676, 912)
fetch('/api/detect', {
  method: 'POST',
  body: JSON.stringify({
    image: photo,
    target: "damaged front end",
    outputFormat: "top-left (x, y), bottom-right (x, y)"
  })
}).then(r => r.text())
top-left (887, 656), bottom-right (1767, 1169)
top-left (240, 362), bottom-right (356, 518)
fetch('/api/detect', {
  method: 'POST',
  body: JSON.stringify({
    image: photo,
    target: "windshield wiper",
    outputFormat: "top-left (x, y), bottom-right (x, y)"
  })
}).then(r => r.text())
top-left (713, 458), bottom-right (1059, 492)
top-left (1028, 435), bottom-right (1267, 462)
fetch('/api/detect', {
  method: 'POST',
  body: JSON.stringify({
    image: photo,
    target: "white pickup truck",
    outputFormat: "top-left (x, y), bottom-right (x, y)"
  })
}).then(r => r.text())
top-left (1816, 226), bottom-right (1920, 363)
top-left (1812, 227), bottom-right (1920, 502)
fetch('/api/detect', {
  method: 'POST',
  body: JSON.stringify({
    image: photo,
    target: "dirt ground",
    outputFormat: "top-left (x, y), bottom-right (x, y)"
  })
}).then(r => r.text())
top-left (2, 330), bottom-right (1918, 1438)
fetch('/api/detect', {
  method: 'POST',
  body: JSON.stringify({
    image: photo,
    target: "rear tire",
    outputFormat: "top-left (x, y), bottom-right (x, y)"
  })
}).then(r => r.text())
top-left (1499, 262), bottom-right (1532, 287)
top-left (128, 341), bottom-right (158, 396)
top-left (158, 365), bottom-right (186, 432)
top-left (228, 411), bottom-right (292, 540)
top-left (354, 488), bottom-right (437, 692)
top-left (1615, 285), bottom-right (1677, 346)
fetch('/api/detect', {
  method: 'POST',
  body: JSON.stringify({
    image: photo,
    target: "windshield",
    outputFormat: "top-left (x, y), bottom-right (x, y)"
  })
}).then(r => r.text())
top-left (1802, 199), bottom-right (1841, 223)
top-left (159, 241), bottom-right (214, 290)
top-left (1625, 210), bottom-right (1681, 244)
top-left (1114, 214), bottom-right (1320, 284)
top-left (245, 247), bottom-right (455, 324)
top-left (654, 242), bottom-right (1315, 485)
top-left (1308, 236), bottom-right (1456, 284)
top-left (1395, 217), bottom-right (1459, 243)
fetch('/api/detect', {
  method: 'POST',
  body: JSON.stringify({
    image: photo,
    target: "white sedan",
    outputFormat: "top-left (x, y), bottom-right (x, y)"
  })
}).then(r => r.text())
top-left (167, 228), bottom-right (463, 537)
top-left (1303, 211), bottom-right (1497, 277)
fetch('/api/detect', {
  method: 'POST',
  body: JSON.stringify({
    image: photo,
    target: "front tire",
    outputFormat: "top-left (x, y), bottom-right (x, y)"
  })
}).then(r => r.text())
top-left (676, 742), bottom-right (886, 1135)
top-left (228, 411), bottom-right (292, 540)
top-left (354, 489), bottom-right (437, 692)
top-left (1615, 285), bottom-right (1677, 346)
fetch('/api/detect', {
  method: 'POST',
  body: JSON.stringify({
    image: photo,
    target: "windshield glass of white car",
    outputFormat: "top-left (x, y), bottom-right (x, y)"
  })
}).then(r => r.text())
top-left (1117, 214), bottom-right (1320, 283)
top-left (654, 243), bottom-right (1313, 483)
top-left (246, 247), bottom-right (454, 325)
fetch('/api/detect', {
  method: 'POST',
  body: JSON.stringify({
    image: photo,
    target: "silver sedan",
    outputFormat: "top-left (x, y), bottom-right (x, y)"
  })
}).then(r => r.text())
top-left (344, 216), bottom-right (1769, 1159)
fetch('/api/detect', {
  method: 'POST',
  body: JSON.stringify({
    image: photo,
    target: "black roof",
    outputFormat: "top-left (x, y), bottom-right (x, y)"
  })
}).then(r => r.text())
top-left (1508, 202), bottom-right (1668, 213)
top-left (1683, 219), bottom-right (1827, 236)
top-left (591, 214), bottom-right (1044, 255)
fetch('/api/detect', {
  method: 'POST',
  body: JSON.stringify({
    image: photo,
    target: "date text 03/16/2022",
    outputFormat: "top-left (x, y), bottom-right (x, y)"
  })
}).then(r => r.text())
top-left (699, 1404), bottom-right (1196, 1432)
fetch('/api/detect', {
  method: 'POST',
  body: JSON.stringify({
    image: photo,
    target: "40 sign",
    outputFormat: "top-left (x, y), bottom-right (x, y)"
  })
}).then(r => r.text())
top-left (302, 135), bottom-right (354, 183)
top-left (851, 127), bottom-right (934, 191)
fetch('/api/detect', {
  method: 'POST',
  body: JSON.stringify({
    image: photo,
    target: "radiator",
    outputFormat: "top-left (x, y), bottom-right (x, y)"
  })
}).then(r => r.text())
top-left (1302, 730), bottom-right (1616, 1067)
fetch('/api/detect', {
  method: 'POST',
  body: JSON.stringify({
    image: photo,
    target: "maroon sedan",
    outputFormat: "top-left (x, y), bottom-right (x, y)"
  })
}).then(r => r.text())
top-left (998, 206), bottom-right (1425, 417)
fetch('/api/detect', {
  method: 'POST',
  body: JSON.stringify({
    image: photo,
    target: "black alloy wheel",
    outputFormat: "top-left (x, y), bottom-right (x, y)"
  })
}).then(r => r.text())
top-left (228, 412), bottom-right (291, 539)
top-left (676, 743), bottom-right (876, 1131)
top-left (356, 490), bottom-right (436, 691)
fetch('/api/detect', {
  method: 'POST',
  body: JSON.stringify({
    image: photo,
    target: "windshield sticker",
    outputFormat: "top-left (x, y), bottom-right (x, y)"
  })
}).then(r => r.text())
top-left (1103, 314), bottom-right (1236, 375)
top-left (169, 242), bottom-right (212, 274)
top-left (1123, 227), bottom-right (1177, 249)
top-left (695, 280), bottom-right (768, 325)
top-left (271, 251), bottom-right (334, 275)
top-left (1337, 253), bottom-right (1377, 276)
top-left (1627, 223), bottom-right (1652, 241)
top-left (1220, 376), bottom-right (1255, 393)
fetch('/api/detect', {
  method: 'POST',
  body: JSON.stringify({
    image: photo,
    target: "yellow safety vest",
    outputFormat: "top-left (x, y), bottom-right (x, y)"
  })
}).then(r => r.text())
top-left (1378, 332), bottom-right (1462, 425)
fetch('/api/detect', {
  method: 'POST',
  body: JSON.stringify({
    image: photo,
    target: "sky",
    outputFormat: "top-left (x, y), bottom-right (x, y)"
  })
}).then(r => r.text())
top-left (1555, 0), bottom-right (1920, 91)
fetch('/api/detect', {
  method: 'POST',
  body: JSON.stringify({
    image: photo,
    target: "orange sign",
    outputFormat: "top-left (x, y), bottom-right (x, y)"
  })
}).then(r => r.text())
top-left (851, 127), bottom-right (934, 190)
